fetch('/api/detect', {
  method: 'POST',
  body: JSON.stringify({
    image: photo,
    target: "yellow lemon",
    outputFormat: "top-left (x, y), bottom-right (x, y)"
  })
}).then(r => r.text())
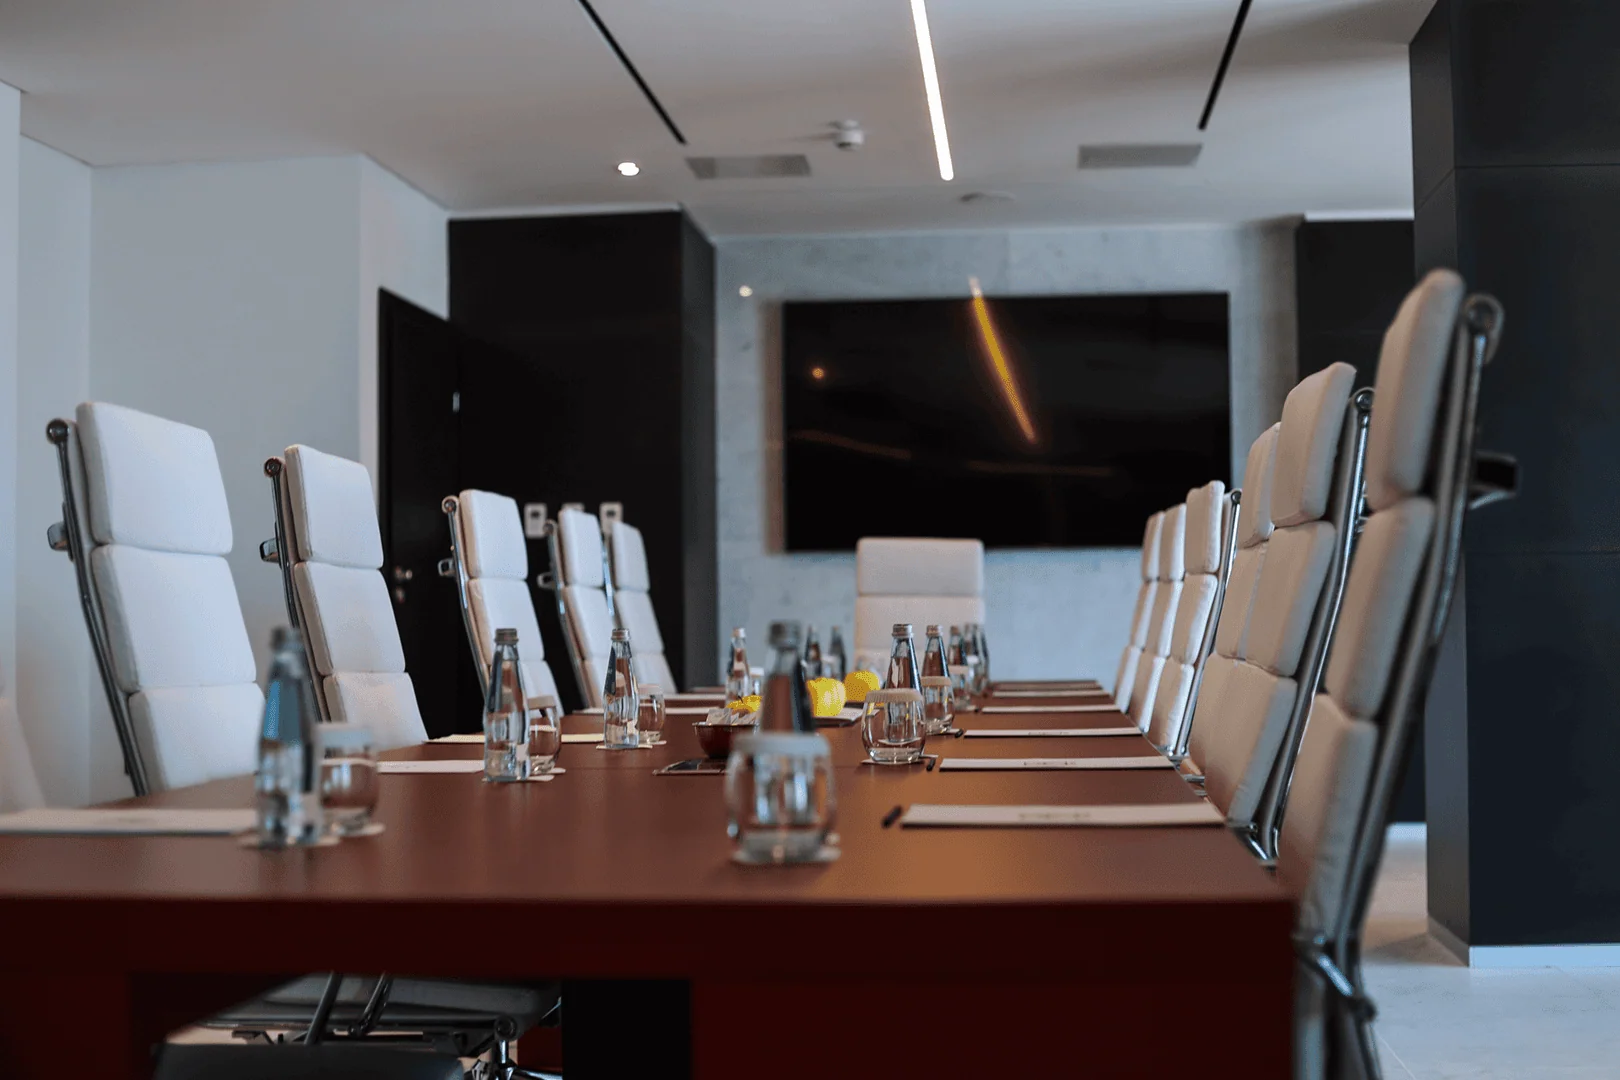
top-left (843, 669), bottom-right (881, 704)
top-left (806, 677), bottom-right (847, 718)
top-left (727, 694), bottom-right (762, 715)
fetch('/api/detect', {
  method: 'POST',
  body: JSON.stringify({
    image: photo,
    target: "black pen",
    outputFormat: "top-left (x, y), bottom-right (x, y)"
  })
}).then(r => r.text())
top-left (881, 804), bottom-right (903, 828)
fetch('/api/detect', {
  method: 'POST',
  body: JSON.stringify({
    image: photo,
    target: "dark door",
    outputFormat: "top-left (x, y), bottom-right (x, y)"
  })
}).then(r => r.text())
top-left (379, 291), bottom-right (472, 737)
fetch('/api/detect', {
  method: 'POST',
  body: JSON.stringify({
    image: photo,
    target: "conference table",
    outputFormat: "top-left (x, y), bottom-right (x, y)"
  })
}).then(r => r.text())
top-left (0, 686), bottom-right (1292, 1079)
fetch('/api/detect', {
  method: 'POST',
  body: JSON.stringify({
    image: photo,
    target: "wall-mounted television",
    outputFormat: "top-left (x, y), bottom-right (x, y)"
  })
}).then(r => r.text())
top-left (782, 292), bottom-right (1231, 550)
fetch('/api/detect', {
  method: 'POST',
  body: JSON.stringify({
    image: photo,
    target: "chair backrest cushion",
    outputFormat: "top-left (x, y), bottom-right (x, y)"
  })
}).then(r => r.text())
top-left (558, 509), bottom-right (605, 588)
top-left (1183, 481), bottom-right (1227, 576)
top-left (1198, 661), bottom-right (1296, 824)
top-left (1270, 364), bottom-right (1357, 529)
top-left (76, 402), bottom-right (233, 555)
top-left (1243, 521), bottom-right (1337, 679)
top-left (322, 672), bottom-right (428, 752)
top-left (1127, 580), bottom-right (1159, 650)
top-left (468, 577), bottom-right (553, 697)
top-left (293, 562), bottom-right (406, 677)
top-left (856, 538), bottom-right (985, 597)
top-left (459, 490), bottom-right (529, 580)
top-left (563, 583), bottom-right (614, 705)
top-left (616, 589), bottom-right (665, 654)
top-left (610, 521), bottom-right (652, 593)
top-left (1140, 512), bottom-right (1165, 580)
top-left (130, 684), bottom-right (263, 790)
top-left (1237, 424), bottom-right (1280, 549)
top-left (1157, 506), bottom-right (1186, 581)
top-left (284, 445), bottom-right (384, 570)
top-left (1214, 545), bottom-right (1266, 661)
top-left (854, 595), bottom-right (986, 669)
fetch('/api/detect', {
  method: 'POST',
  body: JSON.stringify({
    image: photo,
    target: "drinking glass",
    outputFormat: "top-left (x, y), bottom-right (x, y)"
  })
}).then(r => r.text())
top-left (748, 666), bottom-right (765, 697)
top-left (921, 675), bottom-right (955, 735)
top-left (527, 695), bottom-right (563, 775)
top-left (317, 723), bottom-right (381, 837)
top-left (638, 684), bottom-right (667, 746)
top-left (949, 664), bottom-right (976, 712)
top-left (860, 688), bottom-right (927, 765)
top-left (724, 731), bottom-right (836, 864)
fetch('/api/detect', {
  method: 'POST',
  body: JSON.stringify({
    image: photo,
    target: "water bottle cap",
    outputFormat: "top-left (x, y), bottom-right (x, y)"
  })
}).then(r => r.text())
top-left (640, 684), bottom-right (663, 696)
top-left (948, 665), bottom-right (971, 676)
top-left (921, 676), bottom-right (952, 688)
top-left (768, 621), bottom-right (801, 649)
top-left (732, 627), bottom-right (747, 637)
top-left (611, 627), bottom-right (631, 642)
top-left (891, 623), bottom-right (913, 637)
top-left (925, 624), bottom-right (943, 636)
top-left (494, 627), bottom-right (519, 645)
top-left (316, 722), bottom-right (373, 751)
top-left (270, 626), bottom-right (303, 651)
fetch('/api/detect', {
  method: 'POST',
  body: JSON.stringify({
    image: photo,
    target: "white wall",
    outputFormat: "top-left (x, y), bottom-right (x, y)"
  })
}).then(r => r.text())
top-left (715, 223), bottom-right (1298, 683)
top-left (15, 137), bottom-right (93, 805)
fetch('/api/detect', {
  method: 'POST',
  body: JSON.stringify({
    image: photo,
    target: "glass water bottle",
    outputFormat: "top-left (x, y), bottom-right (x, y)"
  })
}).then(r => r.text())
top-left (603, 628), bottom-right (641, 748)
top-left (803, 625), bottom-right (824, 679)
top-left (483, 627), bottom-right (531, 781)
top-left (758, 621), bottom-right (815, 734)
top-left (255, 627), bottom-right (324, 847)
top-left (967, 623), bottom-right (990, 693)
top-left (885, 623), bottom-right (922, 693)
top-left (725, 627), bottom-right (751, 702)
top-left (922, 625), bottom-right (949, 681)
top-left (827, 626), bottom-right (848, 682)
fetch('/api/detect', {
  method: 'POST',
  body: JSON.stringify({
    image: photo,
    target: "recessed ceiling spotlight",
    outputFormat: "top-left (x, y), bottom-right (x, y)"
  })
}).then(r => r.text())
top-left (960, 191), bottom-right (1015, 204)
top-left (617, 161), bottom-right (641, 177)
top-left (738, 285), bottom-right (754, 297)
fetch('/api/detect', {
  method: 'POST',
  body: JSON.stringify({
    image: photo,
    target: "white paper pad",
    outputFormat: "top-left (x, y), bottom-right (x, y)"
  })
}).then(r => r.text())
top-left (561, 733), bottom-right (602, 744)
top-left (995, 682), bottom-right (1101, 691)
top-left (980, 704), bottom-right (1121, 714)
top-left (938, 756), bottom-right (1173, 771)
top-left (0, 808), bottom-right (256, 836)
top-left (577, 707), bottom-right (604, 715)
top-left (992, 691), bottom-right (1113, 700)
top-left (378, 759), bottom-right (485, 774)
top-left (667, 706), bottom-right (716, 716)
top-left (963, 727), bottom-right (1142, 738)
top-left (667, 694), bottom-right (724, 703)
top-left (835, 706), bottom-right (863, 721)
top-left (901, 803), bottom-right (1223, 828)
top-left (430, 733), bottom-right (485, 744)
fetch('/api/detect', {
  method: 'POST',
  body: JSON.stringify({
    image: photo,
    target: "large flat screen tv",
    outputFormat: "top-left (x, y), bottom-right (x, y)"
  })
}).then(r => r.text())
top-left (782, 292), bottom-right (1230, 550)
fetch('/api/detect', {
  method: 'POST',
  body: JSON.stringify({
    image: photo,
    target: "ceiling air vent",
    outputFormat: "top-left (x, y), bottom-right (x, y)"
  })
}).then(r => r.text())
top-left (686, 154), bottom-right (811, 180)
top-left (1078, 143), bottom-right (1202, 169)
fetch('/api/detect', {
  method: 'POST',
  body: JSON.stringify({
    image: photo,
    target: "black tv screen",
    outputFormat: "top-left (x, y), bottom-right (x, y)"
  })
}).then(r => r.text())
top-left (782, 292), bottom-right (1230, 550)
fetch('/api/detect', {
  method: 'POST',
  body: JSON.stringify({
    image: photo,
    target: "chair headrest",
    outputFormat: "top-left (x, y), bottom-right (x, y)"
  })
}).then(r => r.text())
top-left (558, 508), bottom-right (604, 588)
top-left (1270, 363), bottom-right (1357, 528)
top-left (1157, 505), bottom-right (1186, 582)
top-left (1140, 512), bottom-right (1164, 581)
top-left (610, 521), bottom-right (651, 592)
top-left (856, 538), bottom-right (984, 597)
top-left (76, 402), bottom-right (233, 555)
top-left (1183, 481), bottom-right (1227, 576)
top-left (1237, 424), bottom-right (1280, 549)
top-left (457, 490), bottom-right (528, 580)
top-left (1365, 269), bottom-right (1468, 512)
top-left (284, 445), bottom-right (383, 569)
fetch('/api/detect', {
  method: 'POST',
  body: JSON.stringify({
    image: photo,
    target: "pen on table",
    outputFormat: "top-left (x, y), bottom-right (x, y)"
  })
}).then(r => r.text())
top-left (881, 805), bottom-right (903, 828)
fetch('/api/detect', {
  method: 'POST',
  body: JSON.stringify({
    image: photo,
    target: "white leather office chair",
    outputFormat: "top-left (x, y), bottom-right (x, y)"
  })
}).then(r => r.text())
top-left (45, 402), bottom-right (261, 794)
top-left (1126, 504), bottom-right (1185, 732)
top-left (1193, 363), bottom-right (1364, 851)
top-left (265, 445), bottom-right (427, 750)
top-left (1147, 481), bottom-right (1232, 754)
top-left (608, 520), bottom-right (679, 691)
top-left (1284, 269), bottom-right (1510, 1080)
top-left (1112, 512), bottom-right (1164, 712)
top-left (548, 507), bottom-right (615, 708)
top-left (853, 538), bottom-right (985, 676)
top-left (0, 659), bottom-right (44, 813)
top-left (441, 490), bottom-right (560, 703)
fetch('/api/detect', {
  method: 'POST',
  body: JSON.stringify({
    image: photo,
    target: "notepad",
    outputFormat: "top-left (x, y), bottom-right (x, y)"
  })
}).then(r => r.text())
top-left (991, 690), bottom-right (1113, 700)
top-left (667, 694), bottom-right (724, 703)
top-left (430, 733), bottom-right (485, 744)
top-left (962, 727), bottom-right (1142, 738)
top-left (577, 707), bottom-right (604, 715)
top-left (835, 706), bottom-right (863, 721)
top-left (0, 808), bottom-right (257, 836)
top-left (561, 733), bottom-right (602, 744)
top-left (667, 706), bottom-right (716, 716)
top-left (901, 803), bottom-right (1223, 828)
top-left (377, 760), bottom-right (485, 774)
top-left (980, 704), bottom-right (1121, 714)
top-left (938, 756), bottom-right (1173, 771)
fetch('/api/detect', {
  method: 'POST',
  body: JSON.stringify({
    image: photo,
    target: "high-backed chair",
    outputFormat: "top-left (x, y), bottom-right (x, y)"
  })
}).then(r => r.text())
top-left (263, 445), bottom-right (427, 750)
top-left (1147, 480), bottom-right (1234, 754)
top-left (440, 490), bottom-right (560, 703)
top-left (0, 659), bottom-right (44, 812)
top-left (46, 402), bottom-right (261, 794)
top-left (545, 507), bottom-right (614, 708)
top-left (1112, 512), bottom-right (1164, 711)
top-left (1191, 363), bottom-right (1366, 858)
top-left (1283, 270), bottom-right (1509, 1079)
top-left (1180, 424), bottom-right (1278, 765)
top-left (608, 520), bottom-right (678, 691)
top-left (853, 538), bottom-right (985, 676)
top-left (1126, 505), bottom-right (1185, 732)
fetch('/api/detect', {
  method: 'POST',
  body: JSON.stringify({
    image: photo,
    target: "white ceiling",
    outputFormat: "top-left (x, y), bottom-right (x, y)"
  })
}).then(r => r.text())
top-left (0, 0), bottom-right (1434, 235)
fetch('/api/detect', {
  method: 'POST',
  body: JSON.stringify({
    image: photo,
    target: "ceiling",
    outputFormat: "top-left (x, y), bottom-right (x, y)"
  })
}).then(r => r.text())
top-left (0, 0), bottom-right (1435, 235)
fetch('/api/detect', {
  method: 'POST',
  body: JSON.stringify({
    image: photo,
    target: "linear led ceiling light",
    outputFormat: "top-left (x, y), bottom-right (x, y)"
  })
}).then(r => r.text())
top-left (909, 0), bottom-right (955, 181)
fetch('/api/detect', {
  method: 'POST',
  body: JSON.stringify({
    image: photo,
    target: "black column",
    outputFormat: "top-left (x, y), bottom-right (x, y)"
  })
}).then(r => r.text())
top-left (1413, 0), bottom-right (1620, 951)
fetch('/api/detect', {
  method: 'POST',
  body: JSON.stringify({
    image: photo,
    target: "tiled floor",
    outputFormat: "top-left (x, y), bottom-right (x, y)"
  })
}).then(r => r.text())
top-left (1363, 826), bottom-right (1620, 1079)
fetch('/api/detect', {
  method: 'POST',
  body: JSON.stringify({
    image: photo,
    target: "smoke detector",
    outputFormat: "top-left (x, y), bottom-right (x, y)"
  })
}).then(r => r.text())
top-left (831, 120), bottom-right (865, 150)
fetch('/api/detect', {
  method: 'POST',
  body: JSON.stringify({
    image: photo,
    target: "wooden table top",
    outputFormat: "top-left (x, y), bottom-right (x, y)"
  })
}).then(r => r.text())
top-left (0, 695), bottom-right (1289, 984)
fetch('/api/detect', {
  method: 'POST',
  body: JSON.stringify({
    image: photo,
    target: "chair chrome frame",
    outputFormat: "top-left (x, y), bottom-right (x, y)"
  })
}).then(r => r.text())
top-left (1166, 487), bottom-right (1242, 763)
top-left (44, 418), bottom-right (152, 796)
top-left (436, 494), bottom-right (493, 700)
top-left (599, 500), bottom-right (623, 624)
top-left (1240, 387), bottom-right (1374, 864)
top-left (257, 455), bottom-right (337, 725)
top-left (1297, 295), bottom-right (1510, 1080)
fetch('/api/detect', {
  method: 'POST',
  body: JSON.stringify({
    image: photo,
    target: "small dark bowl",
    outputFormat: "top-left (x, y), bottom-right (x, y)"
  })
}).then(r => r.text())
top-left (695, 719), bottom-right (755, 760)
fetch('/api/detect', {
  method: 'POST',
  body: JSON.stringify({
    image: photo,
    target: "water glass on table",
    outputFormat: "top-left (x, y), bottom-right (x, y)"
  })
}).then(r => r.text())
top-left (921, 675), bottom-right (955, 735)
top-left (527, 695), bottom-right (563, 775)
top-left (724, 731), bottom-right (836, 864)
top-left (948, 664), bottom-right (976, 712)
top-left (860, 688), bottom-right (927, 765)
top-left (638, 684), bottom-right (667, 746)
top-left (318, 723), bottom-right (381, 837)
